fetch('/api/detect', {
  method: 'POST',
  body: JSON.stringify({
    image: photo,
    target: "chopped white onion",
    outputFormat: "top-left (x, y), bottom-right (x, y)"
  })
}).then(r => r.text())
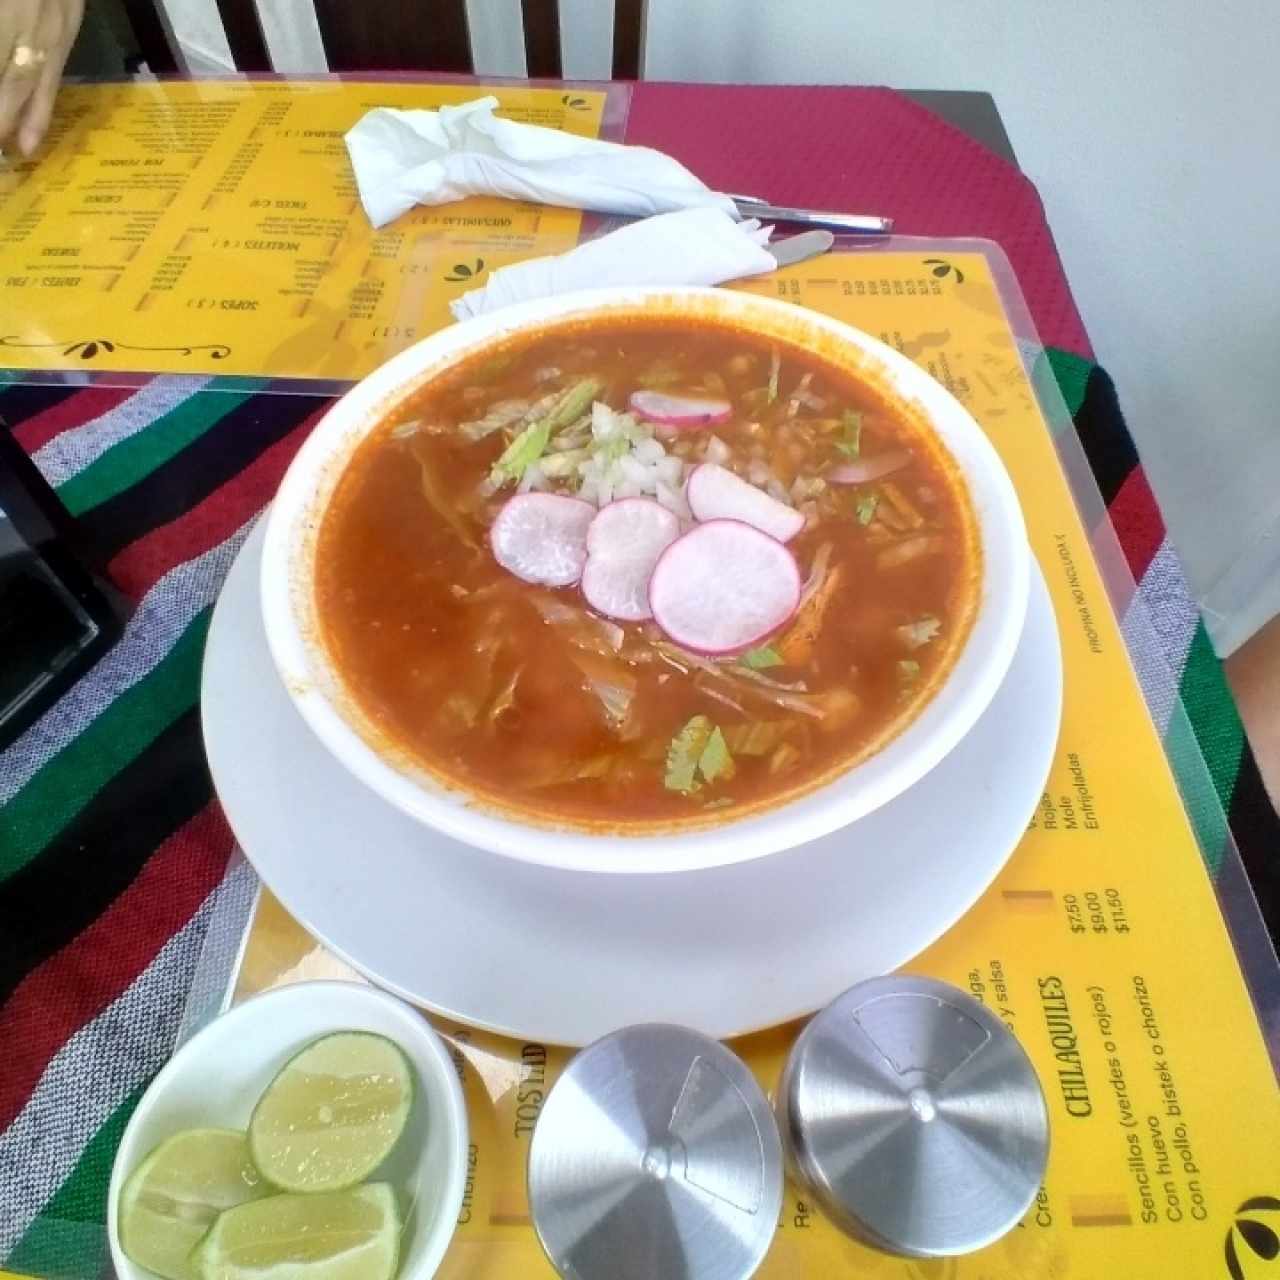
top-left (791, 473), bottom-right (827, 503)
top-left (519, 461), bottom-right (548, 493)
top-left (655, 479), bottom-right (693, 521)
top-left (656, 456), bottom-right (684, 487)
top-left (567, 401), bottom-right (694, 509)
top-left (619, 456), bottom-right (650, 485)
top-left (633, 437), bottom-right (665, 465)
top-left (704, 435), bottom-right (732, 467)
top-left (591, 401), bottom-right (627, 441)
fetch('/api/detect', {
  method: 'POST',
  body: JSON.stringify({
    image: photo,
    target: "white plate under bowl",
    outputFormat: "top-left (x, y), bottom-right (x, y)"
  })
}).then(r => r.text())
top-left (205, 521), bottom-right (1060, 1046)
top-left (107, 981), bottom-right (468, 1280)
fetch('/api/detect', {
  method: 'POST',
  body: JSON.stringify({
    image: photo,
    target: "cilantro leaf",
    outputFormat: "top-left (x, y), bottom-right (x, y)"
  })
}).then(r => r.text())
top-left (741, 645), bottom-right (783, 670)
top-left (855, 490), bottom-right (879, 525)
top-left (835, 409), bottom-right (863, 458)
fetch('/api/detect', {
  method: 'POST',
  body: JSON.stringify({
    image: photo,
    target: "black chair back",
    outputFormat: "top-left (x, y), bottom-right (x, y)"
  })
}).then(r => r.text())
top-left (210, 0), bottom-right (646, 79)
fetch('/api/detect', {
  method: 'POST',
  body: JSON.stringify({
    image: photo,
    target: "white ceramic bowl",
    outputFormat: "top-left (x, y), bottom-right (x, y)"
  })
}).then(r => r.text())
top-left (107, 982), bottom-right (468, 1280)
top-left (262, 286), bottom-right (1029, 875)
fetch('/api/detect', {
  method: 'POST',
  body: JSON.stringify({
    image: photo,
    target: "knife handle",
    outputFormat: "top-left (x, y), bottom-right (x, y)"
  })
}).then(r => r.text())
top-left (730, 195), bottom-right (893, 235)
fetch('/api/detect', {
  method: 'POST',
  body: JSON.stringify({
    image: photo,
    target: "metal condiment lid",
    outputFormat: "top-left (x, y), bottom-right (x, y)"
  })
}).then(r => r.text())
top-left (777, 975), bottom-right (1049, 1257)
top-left (528, 1023), bottom-right (783, 1280)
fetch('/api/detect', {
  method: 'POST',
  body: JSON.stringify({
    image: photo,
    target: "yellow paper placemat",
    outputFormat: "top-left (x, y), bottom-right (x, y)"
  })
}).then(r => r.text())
top-left (0, 80), bottom-right (607, 379)
top-left (229, 249), bottom-right (1280, 1277)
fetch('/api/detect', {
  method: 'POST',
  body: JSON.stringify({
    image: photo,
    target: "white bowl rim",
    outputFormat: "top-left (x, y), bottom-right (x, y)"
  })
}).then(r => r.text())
top-left (106, 980), bottom-right (468, 1280)
top-left (261, 285), bottom-right (1029, 874)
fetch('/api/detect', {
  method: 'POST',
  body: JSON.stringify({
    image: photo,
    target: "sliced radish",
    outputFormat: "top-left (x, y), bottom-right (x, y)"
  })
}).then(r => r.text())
top-left (827, 450), bottom-right (911, 485)
top-left (686, 462), bottom-right (805, 543)
top-left (580, 497), bottom-right (680, 621)
top-left (648, 519), bottom-right (801, 654)
top-left (490, 493), bottom-right (595, 587)
top-left (629, 390), bottom-right (732, 429)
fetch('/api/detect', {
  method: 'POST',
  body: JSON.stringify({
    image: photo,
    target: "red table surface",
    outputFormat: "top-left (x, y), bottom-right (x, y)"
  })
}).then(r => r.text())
top-left (624, 82), bottom-right (1092, 359)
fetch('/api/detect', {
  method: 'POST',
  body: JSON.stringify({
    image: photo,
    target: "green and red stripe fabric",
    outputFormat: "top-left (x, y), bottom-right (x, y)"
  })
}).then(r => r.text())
top-left (1047, 350), bottom-right (1280, 898)
top-left (0, 381), bottom-right (328, 1274)
top-left (2, 83), bottom-right (1276, 1277)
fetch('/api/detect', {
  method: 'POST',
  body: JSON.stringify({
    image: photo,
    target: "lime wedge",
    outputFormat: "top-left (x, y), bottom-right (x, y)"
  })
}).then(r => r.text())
top-left (248, 1031), bottom-right (413, 1192)
top-left (118, 1128), bottom-right (265, 1280)
top-left (192, 1183), bottom-right (400, 1280)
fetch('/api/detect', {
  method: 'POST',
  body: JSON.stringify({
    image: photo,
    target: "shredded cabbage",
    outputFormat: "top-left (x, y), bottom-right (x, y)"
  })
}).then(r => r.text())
top-left (663, 715), bottom-right (736, 793)
top-left (896, 617), bottom-right (941, 650)
top-left (665, 715), bottom-right (712, 794)
top-left (490, 379), bottom-right (602, 488)
top-left (698, 727), bottom-right (735, 784)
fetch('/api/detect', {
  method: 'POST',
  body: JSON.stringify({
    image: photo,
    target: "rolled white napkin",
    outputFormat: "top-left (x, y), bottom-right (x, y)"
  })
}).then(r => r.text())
top-left (450, 208), bottom-right (776, 321)
top-left (345, 95), bottom-right (736, 230)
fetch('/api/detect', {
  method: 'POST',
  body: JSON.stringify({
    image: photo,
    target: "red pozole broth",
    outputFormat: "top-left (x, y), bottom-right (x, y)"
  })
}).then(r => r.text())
top-left (316, 318), bottom-right (979, 830)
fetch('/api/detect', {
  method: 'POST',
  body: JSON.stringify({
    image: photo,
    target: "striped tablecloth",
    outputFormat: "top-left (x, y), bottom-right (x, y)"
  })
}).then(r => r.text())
top-left (2, 84), bottom-right (1277, 1276)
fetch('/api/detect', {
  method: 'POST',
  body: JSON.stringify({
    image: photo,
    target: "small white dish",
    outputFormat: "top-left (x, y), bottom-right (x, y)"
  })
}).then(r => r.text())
top-left (206, 522), bottom-right (1060, 1045)
top-left (260, 284), bottom-right (1030, 875)
top-left (107, 981), bottom-right (467, 1280)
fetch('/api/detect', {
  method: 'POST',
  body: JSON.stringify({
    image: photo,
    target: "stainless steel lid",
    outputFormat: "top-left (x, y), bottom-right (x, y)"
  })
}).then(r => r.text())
top-left (528, 1023), bottom-right (783, 1280)
top-left (777, 975), bottom-right (1049, 1257)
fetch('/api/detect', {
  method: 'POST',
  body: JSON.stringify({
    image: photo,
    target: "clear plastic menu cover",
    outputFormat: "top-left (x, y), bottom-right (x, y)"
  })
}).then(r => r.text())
top-left (51, 240), bottom-right (1280, 1279)
top-left (0, 75), bottom-right (631, 392)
